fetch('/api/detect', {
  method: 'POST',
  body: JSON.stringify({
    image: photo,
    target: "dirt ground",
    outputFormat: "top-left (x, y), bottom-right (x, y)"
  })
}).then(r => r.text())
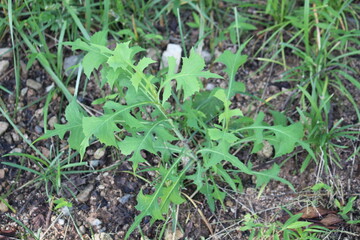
top-left (1, 15), bottom-right (360, 240)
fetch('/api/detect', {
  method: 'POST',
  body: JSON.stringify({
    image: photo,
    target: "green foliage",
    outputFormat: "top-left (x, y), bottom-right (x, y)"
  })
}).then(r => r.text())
top-left (33, 33), bottom-right (317, 238)
top-left (240, 212), bottom-right (329, 240)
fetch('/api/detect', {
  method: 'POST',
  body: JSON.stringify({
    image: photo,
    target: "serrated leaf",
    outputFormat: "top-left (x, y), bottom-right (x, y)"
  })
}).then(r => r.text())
top-left (162, 57), bottom-right (177, 104)
top-left (267, 123), bottom-right (303, 157)
top-left (208, 128), bottom-right (238, 143)
top-left (79, 102), bottom-right (147, 157)
top-left (126, 156), bottom-right (190, 239)
top-left (36, 100), bottom-right (85, 154)
top-left (107, 42), bottom-right (145, 71)
top-left (187, 163), bottom-right (206, 191)
top-left (83, 51), bottom-right (108, 78)
top-left (117, 121), bottom-right (171, 170)
top-left (216, 49), bottom-right (247, 99)
top-left (131, 57), bottom-right (156, 91)
top-left (107, 42), bottom-right (133, 70)
top-left (100, 65), bottom-right (130, 89)
top-left (200, 145), bottom-right (253, 174)
top-left (172, 49), bottom-right (221, 99)
top-left (254, 164), bottom-right (280, 188)
top-left (239, 112), bottom-right (304, 157)
top-left (135, 190), bottom-right (164, 221)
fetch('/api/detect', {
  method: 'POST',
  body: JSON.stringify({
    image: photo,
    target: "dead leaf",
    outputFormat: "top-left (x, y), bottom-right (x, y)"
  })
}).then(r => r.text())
top-left (320, 213), bottom-right (343, 226)
top-left (297, 207), bottom-right (335, 219)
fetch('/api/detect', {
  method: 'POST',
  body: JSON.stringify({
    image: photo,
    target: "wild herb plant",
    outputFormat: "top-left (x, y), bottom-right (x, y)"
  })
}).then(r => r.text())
top-left (33, 30), bottom-right (316, 238)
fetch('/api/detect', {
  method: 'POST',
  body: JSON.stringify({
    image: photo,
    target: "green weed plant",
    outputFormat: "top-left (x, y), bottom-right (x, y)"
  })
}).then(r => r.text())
top-left (33, 31), bottom-right (315, 238)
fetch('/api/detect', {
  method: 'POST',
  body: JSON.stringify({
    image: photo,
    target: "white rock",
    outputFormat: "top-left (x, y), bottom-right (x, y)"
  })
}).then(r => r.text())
top-left (94, 148), bottom-right (105, 159)
top-left (26, 79), bottom-right (42, 91)
top-left (0, 169), bottom-right (5, 179)
top-left (58, 218), bottom-right (65, 225)
top-left (94, 233), bottom-right (113, 240)
top-left (21, 87), bottom-right (28, 97)
top-left (205, 83), bottom-right (215, 91)
top-left (0, 121), bottom-right (9, 136)
top-left (161, 44), bottom-right (182, 73)
top-left (0, 60), bottom-right (9, 75)
top-left (46, 83), bottom-right (54, 92)
top-left (0, 48), bottom-right (12, 58)
top-left (90, 218), bottom-right (102, 226)
top-left (64, 55), bottom-right (82, 76)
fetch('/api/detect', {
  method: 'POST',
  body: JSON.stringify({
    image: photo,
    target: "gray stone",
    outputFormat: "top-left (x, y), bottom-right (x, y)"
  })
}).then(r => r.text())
top-left (64, 55), bottom-right (82, 76)
top-left (89, 160), bottom-right (101, 168)
top-left (119, 194), bottom-right (132, 204)
top-left (0, 60), bottom-right (9, 75)
top-left (0, 48), bottom-right (12, 58)
top-left (0, 122), bottom-right (9, 136)
top-left (201, 50), bottom-right (212, 64)
top-left (34, 125), bottom-right (43, 134)
top-left (77, 184), bottom-right (94, 202)
top-left (26, 79), bottom-right (42, 91)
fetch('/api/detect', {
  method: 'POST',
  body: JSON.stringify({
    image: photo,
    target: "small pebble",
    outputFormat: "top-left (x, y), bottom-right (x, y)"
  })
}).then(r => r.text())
top-left (21, 87), bottom-right (28, 97)
top-left (0, 48), bottom-right (12, 58)
top-left (89, 160), bottom-right (101, 168)
top-left (90, 218), bottom-right (102, 226)
top-left (79, 225), bottom-right (86, 234)
top-left (0, 122), bottom-right (9, 136)
top-left (34, 125), bottom-right (43, 134)
top-left (48, 116), bottom-right (58, 129)
top-left (64, 55), bottom-right (82, 76)
top-left (46, 83), bottom-right (54, 92)
top-left (20, 60), bottom-right (28, 79)
top-left (0, 201), bottom-right (9, 213)
top-left (58, 218), bottom-right (65, 225)
top-left (26, 79), bottom-right (42, 91)
top-left (94, 148), bottom-right (105, 159)
top-left (0, 169), bottom-right (5, 179)
top-left (77, 184), bottom-right (94, 203)
top-left (61, 206), bottom-right (72, 216)
top-left (119, 194), bottom-right (132, 204)
top-left (0, 60), bottom-right (9, 75)
top-left (205, 83), bottom-right (215, 91)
